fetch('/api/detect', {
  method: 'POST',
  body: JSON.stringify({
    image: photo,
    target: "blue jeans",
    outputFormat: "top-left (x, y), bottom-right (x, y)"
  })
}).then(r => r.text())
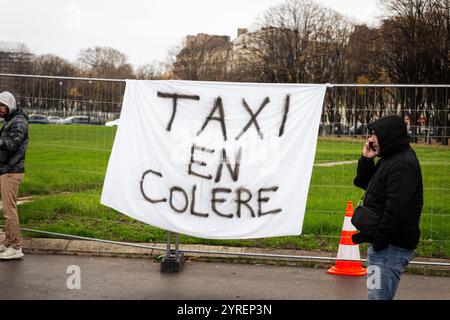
top-left (366, 244), bottom-right (414, 300)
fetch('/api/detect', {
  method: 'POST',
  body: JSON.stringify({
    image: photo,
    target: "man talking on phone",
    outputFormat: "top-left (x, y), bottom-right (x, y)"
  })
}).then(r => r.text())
top-left (352, 114), bottom-right (423, 300)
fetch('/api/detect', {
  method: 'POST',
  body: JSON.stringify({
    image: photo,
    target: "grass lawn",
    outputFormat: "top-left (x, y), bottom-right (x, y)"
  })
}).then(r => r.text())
top-left (2, 124), bottom-right (449, 258)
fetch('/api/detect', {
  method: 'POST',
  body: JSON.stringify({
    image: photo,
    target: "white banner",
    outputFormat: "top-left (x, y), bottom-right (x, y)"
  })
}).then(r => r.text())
top-left (101, 80), bottom-right (326, 239)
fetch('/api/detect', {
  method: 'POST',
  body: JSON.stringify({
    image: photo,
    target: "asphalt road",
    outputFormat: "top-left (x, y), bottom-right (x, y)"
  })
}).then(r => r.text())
top-left (0, 254), bottom-right (449, 300)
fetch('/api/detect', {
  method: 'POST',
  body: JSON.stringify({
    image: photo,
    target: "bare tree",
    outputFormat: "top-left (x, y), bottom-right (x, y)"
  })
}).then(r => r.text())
top-left (303, 10), bottom-right (353, 83)
top-left (346, 25), bottom-right (381, 83)
top-left (377, 0), bottom-right (450, 144)
top-left (32, 54), bottom-right (76, 76)
top-left (252, 0), bottom-right (352, 84)
top-left (77, 46), bottom-right (134, 79)
top-left (377, 0), bottom-right (449, 84)
top-left (135, 62), bottom-right (165, 80)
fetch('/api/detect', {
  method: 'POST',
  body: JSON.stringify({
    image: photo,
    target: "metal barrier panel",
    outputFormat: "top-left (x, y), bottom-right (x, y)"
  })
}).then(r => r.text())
top-left (0, 73), bottom-right (449, 262)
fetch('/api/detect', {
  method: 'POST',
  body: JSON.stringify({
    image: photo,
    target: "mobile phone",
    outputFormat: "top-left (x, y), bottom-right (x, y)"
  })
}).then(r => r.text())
top-left (368, 141), bottom-right (376, 151)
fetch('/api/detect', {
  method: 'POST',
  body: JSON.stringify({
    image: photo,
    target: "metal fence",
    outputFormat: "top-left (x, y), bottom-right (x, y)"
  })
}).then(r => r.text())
top-left (1, 73), bottom-right (448, 144)
top-left (0, 73), bottom-right (124, 122)
top-left (0, 73), bottom-right (449, 264)
top-left (323, 84), bottom-right (449, 145)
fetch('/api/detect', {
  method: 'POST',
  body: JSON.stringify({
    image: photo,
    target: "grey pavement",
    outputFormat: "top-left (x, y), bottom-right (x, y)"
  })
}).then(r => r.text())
top-left (1, 254), bottom-right (450, 300)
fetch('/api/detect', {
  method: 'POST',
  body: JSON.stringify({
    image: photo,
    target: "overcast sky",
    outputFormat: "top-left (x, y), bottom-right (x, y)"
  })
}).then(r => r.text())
top-left (1, 0), bottom-right (381, 68)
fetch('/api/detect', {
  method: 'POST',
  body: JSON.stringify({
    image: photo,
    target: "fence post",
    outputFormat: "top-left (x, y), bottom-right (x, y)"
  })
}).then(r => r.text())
top-left (160, 231), bottom-right (184, 273)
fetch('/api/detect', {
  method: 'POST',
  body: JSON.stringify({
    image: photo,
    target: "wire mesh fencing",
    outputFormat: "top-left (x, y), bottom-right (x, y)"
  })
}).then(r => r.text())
top-left (0, 73), bottom-right (449, 261)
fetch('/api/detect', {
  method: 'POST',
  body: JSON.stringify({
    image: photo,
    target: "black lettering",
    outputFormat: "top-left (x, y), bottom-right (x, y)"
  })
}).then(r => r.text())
top-left (190, 185), bottom-right (209, 217)
top-left (157, 91), bottom-right (200, 131)
top-left (258, 187), bottom-right (282, 216)
top-left (197, 96), bottom-right (227, 141)
top-left (169, 186), bottom-right (188, 213)
top-left (140, 170), bottom-right (167, 203)
top-left (212, 188), bottom-right (233, 219)
top-left (215, 147), bottom-right (242, 183)
top-left (235, 97), bottom-right (270, 140)
top-left (278, 94), bottom-right (290, 137)
top-left (235, 188), bottom-right (255, 218)
top-left (188, 144), bottom-right (215, 180)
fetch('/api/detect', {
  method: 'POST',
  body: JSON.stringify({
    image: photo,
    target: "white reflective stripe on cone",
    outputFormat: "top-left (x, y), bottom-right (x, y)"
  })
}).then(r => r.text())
top-left (336, 243), bottom-right (361, 261)
top-left (343, 216), bottom-right (357, 231)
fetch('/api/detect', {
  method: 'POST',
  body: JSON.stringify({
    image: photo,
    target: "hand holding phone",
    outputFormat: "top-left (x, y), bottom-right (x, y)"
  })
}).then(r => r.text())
top-left (363, 140), bottom-right (377, 158)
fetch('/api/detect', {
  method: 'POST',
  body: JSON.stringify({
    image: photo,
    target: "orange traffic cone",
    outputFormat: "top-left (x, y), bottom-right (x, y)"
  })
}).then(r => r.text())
top-left (327, 201), bottom-right (367, 277)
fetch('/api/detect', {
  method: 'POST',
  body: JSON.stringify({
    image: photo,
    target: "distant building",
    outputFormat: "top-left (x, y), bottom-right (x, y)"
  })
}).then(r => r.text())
top-left (0, 41), bottom-right (33, 74)
top-left (173, 29), bottom-right (267, 81)
top-left (0, 41), bottom-right (33, 90)
top-left (228, 28), bottom-right (264, 75)
top-left (173, 33), bottom-right (232, 80)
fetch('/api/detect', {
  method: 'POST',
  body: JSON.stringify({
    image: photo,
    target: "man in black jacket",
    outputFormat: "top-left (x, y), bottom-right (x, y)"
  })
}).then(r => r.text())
top-left (0, 91), bottom-right (29, 260)
top-left (352, 114), bottom-right (423, 300)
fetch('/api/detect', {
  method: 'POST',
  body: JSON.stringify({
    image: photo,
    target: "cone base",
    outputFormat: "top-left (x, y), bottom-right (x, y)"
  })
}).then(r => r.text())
top-left (327, 265), bottom-right (367, 277)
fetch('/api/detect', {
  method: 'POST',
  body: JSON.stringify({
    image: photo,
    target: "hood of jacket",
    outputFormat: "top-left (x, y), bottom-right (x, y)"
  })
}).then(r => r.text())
top-left (367, 115), bottom-right (410, 158)
top-left (0, 91), bottom-right (16, 113)
top-left (5, 108), bottom-right (29, 122)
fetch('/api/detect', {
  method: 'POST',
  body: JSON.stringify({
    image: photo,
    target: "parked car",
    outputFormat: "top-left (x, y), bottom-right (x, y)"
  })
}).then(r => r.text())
top-left (105, 118), bottom-right (120, 127)
top-left (48, 116), bottom-right (63, 124)
top-left (28, 115), bottom-right (49, 124)
top-left (58, 116), bottom-right (103, 125)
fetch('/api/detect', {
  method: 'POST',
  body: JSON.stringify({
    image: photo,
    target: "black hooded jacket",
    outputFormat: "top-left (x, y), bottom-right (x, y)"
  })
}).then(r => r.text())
top-left (0, 108), bottom-right (29, 174)
top-left (353, 115), bottom-right (423, 251)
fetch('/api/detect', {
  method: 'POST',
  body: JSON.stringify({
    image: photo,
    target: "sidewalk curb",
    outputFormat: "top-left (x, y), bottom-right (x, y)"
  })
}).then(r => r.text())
top-left (20, 238), bottom-right (450, 277)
